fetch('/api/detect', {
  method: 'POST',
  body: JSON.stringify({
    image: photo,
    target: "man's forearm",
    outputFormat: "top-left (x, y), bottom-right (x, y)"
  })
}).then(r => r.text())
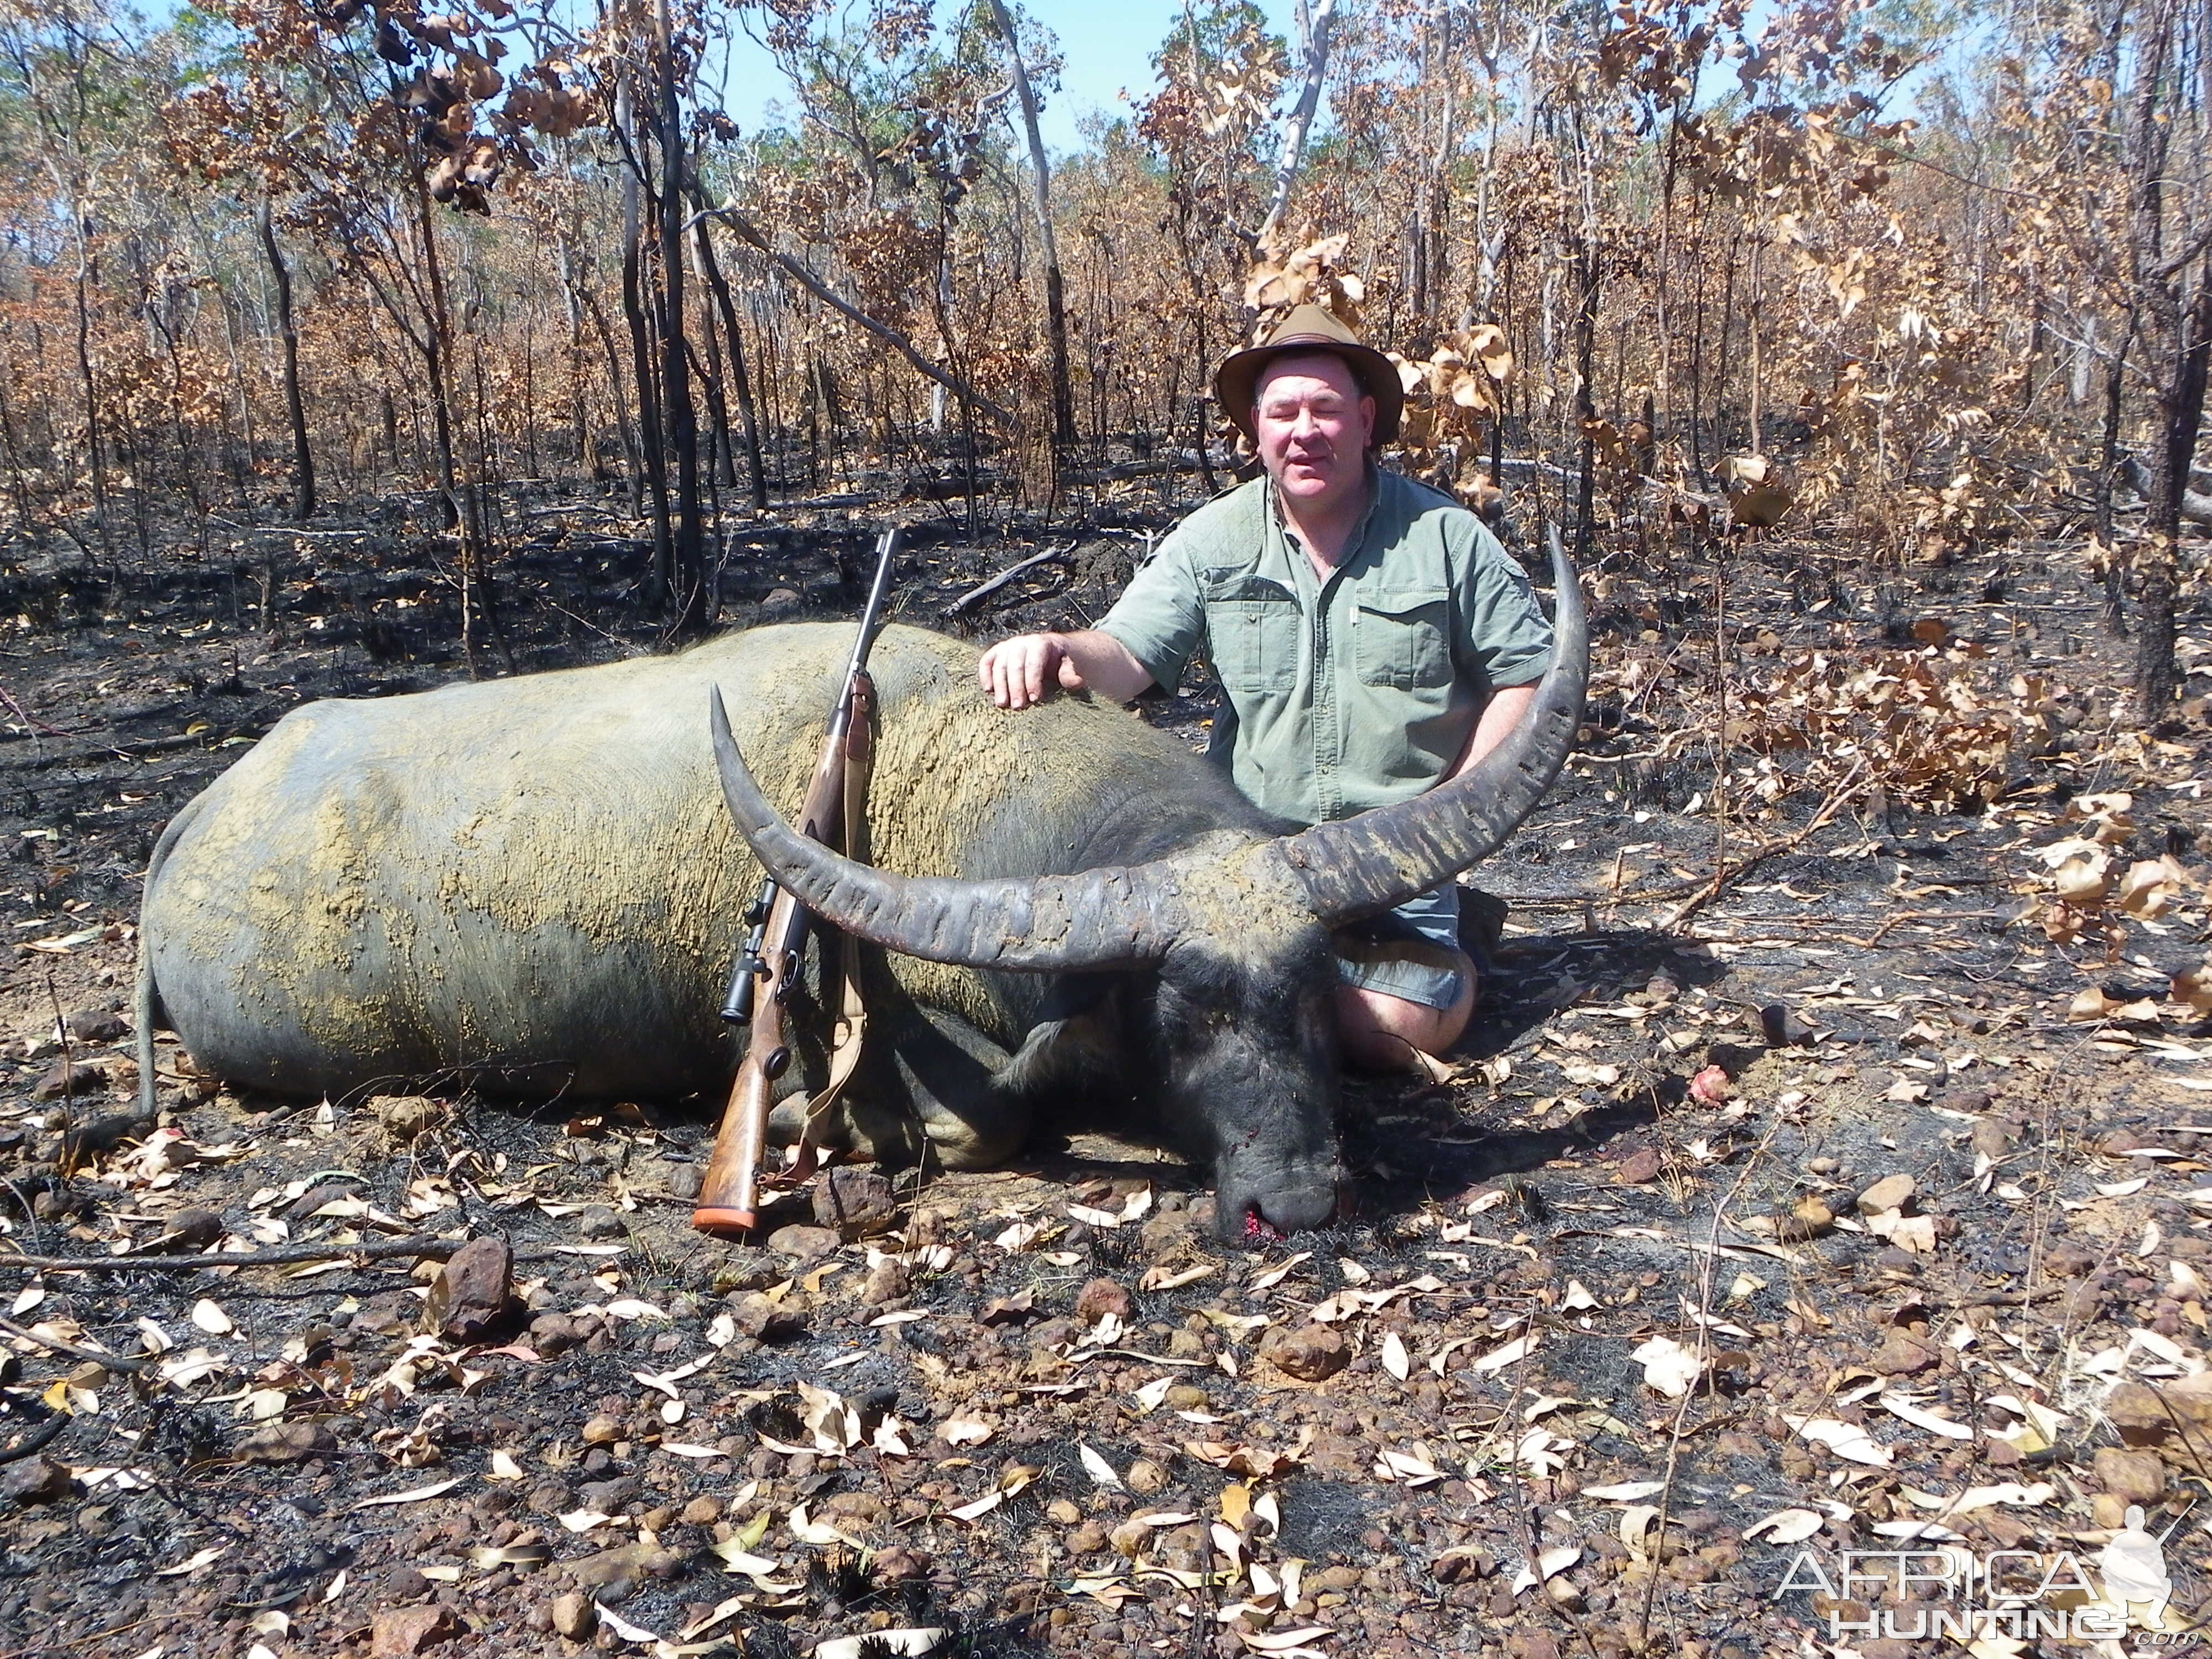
top-left (1446, 683), bottom-right (1540, 781)
top-left (1056, 630), bottom-right (1155, 702)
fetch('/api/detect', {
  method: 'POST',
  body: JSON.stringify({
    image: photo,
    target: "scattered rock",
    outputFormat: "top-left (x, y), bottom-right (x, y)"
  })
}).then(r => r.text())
top-left (529, 1313), bottom-right (582, 1355)
top-left (1164, 1384), bottom-right (1209, 1412)
top-left (2107, 1378), bottom-right (2212, 1439)
top-left (32, 1060), bottom-right (108, 1100)
top-left (759, 587), bottom-right (803, 617)
top-left (1969, 1119), bottom-right (2014, 1160)
top-left (234, 1422), bottom-right (340, 1464)
top-left (680, 1496), bottom-right (722, 1527)
top-left (1869, 1333), bottom-right (1939, 1376)
top-left (666, 1163), bottom-right (703, 1201)
top-left (869, 1545), bottom-right (931, 1585)
top-left (371, 1094), bottom-right (447, 1149)
top-left (580, 1415), bottom-right (623, 1446)
top-left (1259, 1323), bottom-right (1351, 1382)
top-left (1074, 1279), bottom-right (1132, 1324)
top-left (764, 1224), bottom-right (840, 1261)
top-left (1856, 1174), bottom-right (1916, 1215)
top-left (812, 1167), bottom-right (898, 1239)
top-left (1615, 1148), bottom-right (1662, 1185)
top-left (1125, 1458), bottom-right (1168, 1496)
top-left (576, 1206), bottom-right (625, 1241)
top-left (549, 1593), bottom-right (594, 1641)
top-left (729, 1293), bottom-right (805, 1342)
top-left (149, 1208), bottom-right (223, 1251)
top-left (0, 1456), bottom-right (74, 1505)
top-left (2095, 1446), bottom-right (2168, 1505)
top-left (66, 1009), bottom-right (129, 1044)
top-left (371, 1603), bottom-right (458, 1657)
top-left (433, 1236), bottom-right (517, 1342)
top-left (860, 1260), bottom-right (910, 1307)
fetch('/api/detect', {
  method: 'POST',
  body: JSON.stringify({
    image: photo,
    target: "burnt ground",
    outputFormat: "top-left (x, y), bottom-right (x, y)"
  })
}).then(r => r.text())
top-left (5, 482), bottom-right (2212, 1659)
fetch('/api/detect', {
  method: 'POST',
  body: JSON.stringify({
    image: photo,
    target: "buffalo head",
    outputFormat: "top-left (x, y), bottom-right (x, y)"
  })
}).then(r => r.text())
top-left (709, 534), bottom-right (1588, 1241)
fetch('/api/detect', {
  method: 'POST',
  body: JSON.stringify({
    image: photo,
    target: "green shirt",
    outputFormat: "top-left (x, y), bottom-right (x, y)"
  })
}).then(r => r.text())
top-left (1099, 468), bottom-right (1554, 828)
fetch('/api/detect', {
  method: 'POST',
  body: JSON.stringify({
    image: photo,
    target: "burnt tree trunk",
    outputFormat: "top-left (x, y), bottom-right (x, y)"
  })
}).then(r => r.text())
top-left (257, 199), bottom-right (315, 522)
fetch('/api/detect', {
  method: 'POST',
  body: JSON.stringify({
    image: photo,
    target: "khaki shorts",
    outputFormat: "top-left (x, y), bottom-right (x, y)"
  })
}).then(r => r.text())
top-left (1333, 884), bottom-right (1469, 1012)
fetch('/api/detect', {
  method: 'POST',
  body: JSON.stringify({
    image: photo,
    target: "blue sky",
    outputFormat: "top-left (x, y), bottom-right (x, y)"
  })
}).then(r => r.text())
top-left (713, 0), bottom-right (1301, 156)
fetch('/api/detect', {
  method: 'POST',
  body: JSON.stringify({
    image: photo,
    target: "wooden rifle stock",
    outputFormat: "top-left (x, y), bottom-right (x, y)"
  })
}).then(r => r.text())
top-left (693, 692), bottom-right (853, 1235)
top-left (695, 528), bottom-right (898, 1235)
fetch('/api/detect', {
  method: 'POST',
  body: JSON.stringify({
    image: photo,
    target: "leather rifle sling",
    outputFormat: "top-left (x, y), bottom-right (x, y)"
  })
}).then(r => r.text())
top-left (789, 670), bottom-right (875, 1178)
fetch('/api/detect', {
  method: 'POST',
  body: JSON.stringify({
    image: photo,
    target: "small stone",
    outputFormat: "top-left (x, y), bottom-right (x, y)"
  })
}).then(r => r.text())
top-left (729, 1292), bottom-right (805, 1342)
top-left (2092, 1493), bottom-right (2131, 1531)
top-left (549, 1593), bottom-right (594, 1641)
top-left (577, 1206), bottom-right (625, 1241)
top-left (1856, 1175), bottom-right (1916, 1215)
top-left (0, 1456), bottom-right (73, 1505)
top-left (371, 1604), bottom-right (458, 1657)
top-left (386, 1566), bottom-right (430, 1600)
top-left (370, 1093), bottom-right (446, 1149)
top-left (529, 1313), bottom-right (580, 1355)
top-left (666, 1164), bottom-right (703, 1202)
top-left (812, 1168), bottom-right (898, 1240)
top-left (764, 1224), bottom-right (840, 1261)
top-left (860, 1261), bottom-right (910, 1307)
top-left (1259, 1323), bottom-right (1351, 1382)
top-left (234, 1422), bottom-right (340, 1464)
top-left (2108, 1378), bottom-right (2212, 1438)
top-left (151, 1208), bottom-right (223, 1251)
top-left (1074, 1279), bottom-right (1133, 1324)
top-left (679, 1494), bottom-right (722, 1527)
top-left (32, 1060), bottom-right (106, 1100)
top-left (1970, 1120), bottom-right (2014, 1160)
top-left (1045, 1498), bottom-right (1083, 1525)
top-left (435, 1236), bottom-right (517, 1342)
top-left (869, 1546), bottom-right (930, 1585)
top-left (1615, 1149), bottom-right (1662, 1185)
top-left (2101, 1129), bottom-right (2145, 1156)
top-left (1164, 1384), bottom-right (1209, 1412)
top-left (759, 587), bottom-right (803, 617)
top-left (1125, 1459), bottom-right (1168, 1496)
top-left (1870, 1333), bottom-right (1939, 1376)
top-left (1068, 1521), bottom-right (1109, 1554)
top-left (2095, 1446), bottom-right (2168, 1505)
top-left (1508, 1632), bottom-right (1562, 1659)
top-left (580, 1415), bottom-right (622, 1446)
top-left (66, 1009), bottom-right (129, 1044)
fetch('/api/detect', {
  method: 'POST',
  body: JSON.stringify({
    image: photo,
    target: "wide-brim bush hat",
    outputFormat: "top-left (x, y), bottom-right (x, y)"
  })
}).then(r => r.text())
top-left (1214, 302), bottom-right (1404, 445)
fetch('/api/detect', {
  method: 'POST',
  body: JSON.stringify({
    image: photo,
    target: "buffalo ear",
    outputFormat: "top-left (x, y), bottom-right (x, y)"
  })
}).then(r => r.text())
top-left (995, 989), bottom-right (1124, 1100)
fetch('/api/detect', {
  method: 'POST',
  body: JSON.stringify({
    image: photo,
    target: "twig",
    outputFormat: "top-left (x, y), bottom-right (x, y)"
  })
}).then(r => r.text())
top-left (942, 545), bottom-right (1071, 616)
top-left (1636, 1114), bottom-right (1783, 1647)
top-left (0, 1236), bottom-right (475, 1274)
top-left (0, 1404), bottom-right (67, 1465)
top-left (0, 1313), bottom-right (150, 1373)
top-left (1654, 759), bottom-right (1867, 929)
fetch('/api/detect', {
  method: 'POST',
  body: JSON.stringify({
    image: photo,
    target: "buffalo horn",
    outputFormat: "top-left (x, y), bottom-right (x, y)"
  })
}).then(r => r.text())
top-left (708, 687), bottom-right (1186, 970)
top-left (1275, 526), bottom-right (1588, 925)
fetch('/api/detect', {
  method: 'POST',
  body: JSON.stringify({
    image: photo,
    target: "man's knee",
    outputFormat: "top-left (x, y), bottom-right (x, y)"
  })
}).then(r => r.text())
top-left (1334, 951), bottom-right (1478, 1071)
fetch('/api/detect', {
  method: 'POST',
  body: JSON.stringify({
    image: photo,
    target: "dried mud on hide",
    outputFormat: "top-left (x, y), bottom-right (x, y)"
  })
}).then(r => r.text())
top-left (5, 493), bottom-right (2212, 1658)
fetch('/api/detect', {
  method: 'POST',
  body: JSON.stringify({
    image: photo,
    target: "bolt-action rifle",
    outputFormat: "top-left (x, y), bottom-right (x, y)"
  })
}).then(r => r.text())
top-left (693, 527), bottom-right (899, 1235)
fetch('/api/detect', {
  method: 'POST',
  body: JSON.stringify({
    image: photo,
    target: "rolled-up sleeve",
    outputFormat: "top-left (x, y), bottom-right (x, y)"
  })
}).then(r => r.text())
top-left (1098, 533), bottom-right (1208, 695)
top-left (1454, 521), bottom-right (1554, 690)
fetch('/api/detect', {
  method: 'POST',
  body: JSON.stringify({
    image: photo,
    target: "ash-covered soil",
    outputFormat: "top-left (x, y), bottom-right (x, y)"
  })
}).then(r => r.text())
top-left (5, 484), bottom-right (2212, 1659)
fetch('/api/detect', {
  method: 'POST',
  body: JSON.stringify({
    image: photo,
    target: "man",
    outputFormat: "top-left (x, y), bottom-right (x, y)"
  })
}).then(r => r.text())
top-left (978, 305), bottom-right (1552, 1070)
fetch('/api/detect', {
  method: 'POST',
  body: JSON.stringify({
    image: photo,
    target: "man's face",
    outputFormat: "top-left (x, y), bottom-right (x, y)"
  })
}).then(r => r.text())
top-left (1253, 352), bottom-right (1375, 514)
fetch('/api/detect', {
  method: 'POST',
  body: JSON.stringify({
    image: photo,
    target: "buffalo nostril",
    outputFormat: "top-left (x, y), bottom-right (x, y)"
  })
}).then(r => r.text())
top-left (1244, 1206), bottom-right (1285, 1244)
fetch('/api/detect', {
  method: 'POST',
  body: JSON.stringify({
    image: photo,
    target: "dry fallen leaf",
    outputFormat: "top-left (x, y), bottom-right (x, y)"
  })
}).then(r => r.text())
top-left (1743, 1509), bottom-right (1826, 1545)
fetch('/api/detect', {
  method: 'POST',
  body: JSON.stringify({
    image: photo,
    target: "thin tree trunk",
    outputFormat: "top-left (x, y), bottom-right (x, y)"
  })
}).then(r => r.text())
top-left (258, 199), bottom-right (315, 521)
top-left (689, 200), bottom-right (768, 509)
top-left (1255, 0), bottom-right (1339, 249)
top-left (653, 0), bottom-right (706, 633)
top-left (983, 0), bottom-right (1073, 449)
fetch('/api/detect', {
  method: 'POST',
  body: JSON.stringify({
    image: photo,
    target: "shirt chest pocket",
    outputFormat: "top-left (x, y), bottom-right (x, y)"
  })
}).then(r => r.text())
top-left (1202, 573), bottom-right (1299, 696)
top-left (1355, 588), bottom-right (1453, 690)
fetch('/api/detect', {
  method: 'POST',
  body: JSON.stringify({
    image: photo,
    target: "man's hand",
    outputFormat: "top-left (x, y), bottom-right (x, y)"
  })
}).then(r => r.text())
top-left (978, 629), bottom-right (1154, 709)
top-left (980, 633), bottom-right (1085, 709)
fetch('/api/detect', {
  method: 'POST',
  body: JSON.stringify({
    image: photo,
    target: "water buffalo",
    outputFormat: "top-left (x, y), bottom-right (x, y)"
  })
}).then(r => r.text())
top-left (137, 542), bottom-right (1583, 1239)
